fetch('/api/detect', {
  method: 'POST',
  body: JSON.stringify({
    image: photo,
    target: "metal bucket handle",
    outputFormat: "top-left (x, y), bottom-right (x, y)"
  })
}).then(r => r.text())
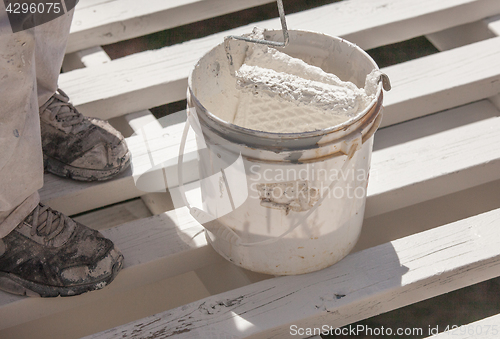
top-left (177, 113), bottom-right (362, 247)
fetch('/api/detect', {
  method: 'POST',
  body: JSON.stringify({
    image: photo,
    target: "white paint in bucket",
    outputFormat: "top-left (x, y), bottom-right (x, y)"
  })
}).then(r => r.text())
top-left (182, 30), bottom-right (385, 275)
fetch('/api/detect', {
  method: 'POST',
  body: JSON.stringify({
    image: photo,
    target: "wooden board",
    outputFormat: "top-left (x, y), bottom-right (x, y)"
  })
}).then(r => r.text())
top-left (426, 20), bottom-right (495, 52)
top-left (85, 207), bottom-right (500, 338)
top-left (5, 170), bottom-right (500, 336)
top-left (366, 99), bottom-right (500, 217)
top-left (426, 15), bottom-right (500, 112)
top-left (67, 0), bottom-right (276, 53)
top-left (62, 46), bottom-right (112, 71)
top-left (40, 118), bottom-right (199, 215)
top-left (0, 208), bottom-right (215, 330)
top-left (58, 31), bottom-right (500, 128)
top-left (0, 271), bottom-right (212, 339)
top-left (40, 100), bottom-right (500, 221)
top-left (67, 0), bottom-right (500, 53)
top-left (369, 36), bottom-right (500, 127)
top-left (3, 1), bottom-right (500, 337)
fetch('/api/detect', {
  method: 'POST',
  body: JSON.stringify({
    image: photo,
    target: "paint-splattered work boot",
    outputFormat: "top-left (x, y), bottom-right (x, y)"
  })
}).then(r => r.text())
top-left (40, 89), bottom-right (131, 181)
top-left (0, 203), bottom-right (123, 297)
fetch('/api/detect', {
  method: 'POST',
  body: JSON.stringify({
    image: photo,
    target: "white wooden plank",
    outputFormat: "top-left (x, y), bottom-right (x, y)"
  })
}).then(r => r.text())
top-left (40, 118), bottom-right (199, 215)
top-left (7, 179), bottom-right (500, 334)
top-left (485, 15), bottom-right (500, 111)
top-left (380, 36), bottom-right (500, 127)
top-left (62, 46), bottom-right (112, 72)
top-left (0, 207), bottom-right (220, 330)
top-left (40, 100), bottom-right (500, 221)
top-left (85, 207), bottom-right (500, 338)
top-left (41, 170), bottom-right (137, 215)
top-left (125, 110), bottom-right (176, 214)
top-left (139, 192), bottom-right (175, 215)
top-left (0, 271), bottom-right (211, 339)
top-left (193, 260), bottom-right (272, 298)
top-left (486, 14), bottom-right (500, 35)
top-left (290, 0), bottom-right (500, 51)
top-left (67, 0), bottom-right (275, 53)
top-left (366, 100), bottom-right (500, 217)
top-left (426, 20), bottom-right (495, 51)
top-left (74, 0), bottom-right (115, 9)
top-left (67, 0), bottom-right (500, 53)
top-left (62, 45), bottom-right (139, 138)
top-left (356, 178), bottom-right (500, 255)
top-left (424, 313), bottom-right (500, 338)
top-left (12, 2), bottom-right (497, 338)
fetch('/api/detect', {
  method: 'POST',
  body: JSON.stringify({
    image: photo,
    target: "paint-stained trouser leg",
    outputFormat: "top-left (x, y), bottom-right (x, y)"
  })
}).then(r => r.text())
top-left (0, 4), bottom-right (73, 238)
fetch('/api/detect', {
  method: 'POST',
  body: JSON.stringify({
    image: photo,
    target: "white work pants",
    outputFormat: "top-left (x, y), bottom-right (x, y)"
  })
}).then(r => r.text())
top-left (0, 3), bottom-right (74, 237)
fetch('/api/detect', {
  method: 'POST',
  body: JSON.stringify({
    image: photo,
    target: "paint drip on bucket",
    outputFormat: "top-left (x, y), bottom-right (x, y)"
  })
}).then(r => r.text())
top-left (182, 29), bottom-right (389, 275)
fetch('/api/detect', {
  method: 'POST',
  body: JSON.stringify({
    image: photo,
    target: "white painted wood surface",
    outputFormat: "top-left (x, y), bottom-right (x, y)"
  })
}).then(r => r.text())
top-left (39, 100), bottom-right (500, 220)
top-left (2, 1), bottom-right (500, 338)
top-left (124, 110), bottom-right (177, 215)
top-left (40, 118), bottom-right (199, 215)
top-left (381, 36), bottom-right (500, 126)
top-left (366, 100), bottom-right (500, 217)
top-left (0, 208), bottom-right (213, 330)
top-left (62, 46), bottom-right (111, 71)
top-left (67, 0), bottom-right (276, 53)
top-left (85, 207), bottom-right (500, 338)
top-left (67, 0), bottom-right (500, 53)
top-left (59, 1), bottom-right (500, 122)
top-left (426, 15), bottom-right (500, 112)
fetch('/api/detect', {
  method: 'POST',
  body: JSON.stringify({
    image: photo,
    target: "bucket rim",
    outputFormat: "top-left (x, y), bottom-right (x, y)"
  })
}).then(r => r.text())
top-left (187, 29), bottom-right (383, 140)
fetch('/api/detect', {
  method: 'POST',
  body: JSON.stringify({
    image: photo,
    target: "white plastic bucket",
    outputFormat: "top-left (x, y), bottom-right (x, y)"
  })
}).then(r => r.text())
top-left (182, 30), bottom-right (385, 275)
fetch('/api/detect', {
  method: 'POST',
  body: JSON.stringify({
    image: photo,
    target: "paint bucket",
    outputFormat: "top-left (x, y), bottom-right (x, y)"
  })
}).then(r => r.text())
top-left (181, 30), bottom-right (385, 275)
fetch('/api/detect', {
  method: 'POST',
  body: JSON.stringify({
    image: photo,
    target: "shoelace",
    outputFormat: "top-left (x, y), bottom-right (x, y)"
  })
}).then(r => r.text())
top-left (26, 204), bottom-right (68, 241)
top-left (39, 89), bottom-right (84, 127)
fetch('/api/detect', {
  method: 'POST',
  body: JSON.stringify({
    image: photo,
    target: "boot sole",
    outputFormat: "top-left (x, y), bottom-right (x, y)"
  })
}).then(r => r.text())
top-left (44, 152), bottom-right (131, 182)
top-left (0, 254), bottom-right (123, 297)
